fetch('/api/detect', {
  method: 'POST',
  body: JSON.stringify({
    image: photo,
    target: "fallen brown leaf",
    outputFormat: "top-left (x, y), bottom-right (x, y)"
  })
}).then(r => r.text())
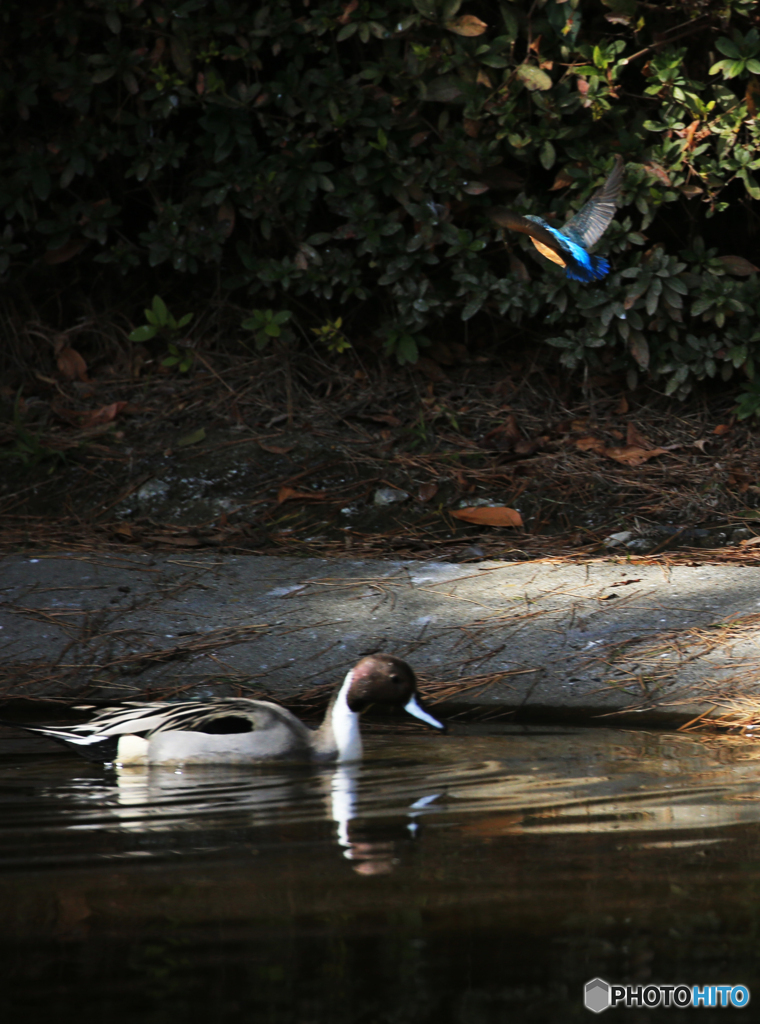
top-left (602, 445), bottom-right (668, 467)
top-left (575, 435), bottom-right (668, 466)
top-left (415, 357), bottom-right (447, 382)
top-left (43, 239), bottom-right (88, 265)
top-left (626, 422), bottom-right (655, 449)
top-left (480, 413), bottom-right (522, 449)
top-left (79, 402), bottom-right (128, 427)
top-left (369, 413), bottom-right (402, 427)
top-left (154, 536), bottom-right (202, 547)
top-left (549, 167), bottom-right (574, 191)
top-left (53, 401), bottom-right (127, 427)
top-left (417, 482), bottom-right (438, 503)
top-left (259, 442), bottom-right (294, 455)
top-left (277, 486), bottom-right (327, 504)
top-left (56, 346), bottom-right (88, 381)
top-left (714, 424), bottom-right (731, 436)
top-left (451, 506), bottom-right (523, 527)
top-left (575, 436), bottom-right (604, 452)
top-left (337, 0), bottom-right (358, 23)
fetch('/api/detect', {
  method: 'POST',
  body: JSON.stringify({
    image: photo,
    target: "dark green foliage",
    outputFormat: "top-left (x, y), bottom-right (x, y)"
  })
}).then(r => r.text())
top-left (0, 390), bottom-right (69, 469)
top-left (2, 0), bottom-right (760, 392)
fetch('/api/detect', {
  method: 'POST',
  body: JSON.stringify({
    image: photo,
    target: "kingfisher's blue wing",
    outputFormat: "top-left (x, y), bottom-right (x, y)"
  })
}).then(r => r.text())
top-left (561, 154), bottom-right (624, 248)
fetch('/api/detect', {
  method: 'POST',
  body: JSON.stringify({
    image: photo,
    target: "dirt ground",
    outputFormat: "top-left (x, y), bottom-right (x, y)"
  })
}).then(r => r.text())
top-left (2, 334), bottom-right (760, 565)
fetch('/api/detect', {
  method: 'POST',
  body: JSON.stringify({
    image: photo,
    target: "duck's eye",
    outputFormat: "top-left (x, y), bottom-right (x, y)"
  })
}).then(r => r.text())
top-left (390, 674), bottom-right (400, 685)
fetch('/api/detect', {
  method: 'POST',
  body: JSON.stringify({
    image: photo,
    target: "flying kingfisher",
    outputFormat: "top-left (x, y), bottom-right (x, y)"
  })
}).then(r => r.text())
top-left (489, 154), bottom-right (625, 283)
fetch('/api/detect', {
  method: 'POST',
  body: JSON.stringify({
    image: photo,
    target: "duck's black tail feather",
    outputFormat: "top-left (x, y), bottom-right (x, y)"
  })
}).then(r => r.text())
top-left (1, 721), bottom-right (119, 762)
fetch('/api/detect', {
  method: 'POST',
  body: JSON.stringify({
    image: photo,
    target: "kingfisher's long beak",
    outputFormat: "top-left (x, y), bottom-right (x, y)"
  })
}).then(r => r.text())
top-left (404, 695), bottom-right (446, 732)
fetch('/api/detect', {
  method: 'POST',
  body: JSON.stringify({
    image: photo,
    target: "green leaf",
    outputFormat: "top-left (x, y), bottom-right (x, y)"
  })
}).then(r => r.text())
top-left (539, 140), bottom-right (556, 170)
top-left (425, 76), bottom-right (464, 102)
top-left (412, 0), bottom-right (437, 18)
top-left (152, 295), bottom-right (169, 325)
top-left (129, 325), bottom-right (158, 342)
top-left (441, 0), bottom-right (463, 20)
top-left (177, 313), bottom-right (194, 328)
top-left (396, 335), bottom-right (419, 364)
top-left (92, 67), bottom-right (116, 84)
top-left (461, 295), bottom-right (484, 320)
top-left (664, 276), bottom-right (688, 294)
top-left (30, 168), bottom-right (51, 201)
top-left (715, 37), bottom-right (740, 59)
top-left (515, 65), bottom-right (552, 92)
top-left (177, 427), bottom-right (206, 447)
top-left (738, 167), bottom-right (760, 199)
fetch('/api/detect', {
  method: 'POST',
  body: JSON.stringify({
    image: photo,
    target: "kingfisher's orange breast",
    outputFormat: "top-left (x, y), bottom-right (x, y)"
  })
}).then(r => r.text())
top-left (530, 238), bottom-right (567, 268)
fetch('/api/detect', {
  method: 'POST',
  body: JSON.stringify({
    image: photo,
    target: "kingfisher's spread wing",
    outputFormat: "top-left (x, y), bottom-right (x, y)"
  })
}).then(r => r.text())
top-left (562, 154), bottom-right (624, 248)
top-left (489, 208), bottom-right (568, 266)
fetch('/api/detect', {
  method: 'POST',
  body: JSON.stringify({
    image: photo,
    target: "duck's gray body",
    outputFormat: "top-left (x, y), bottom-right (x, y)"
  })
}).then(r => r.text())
top-left (141, 701), bottom-right (319, 765)
top-left (9, 655), bottom-right (445, 766)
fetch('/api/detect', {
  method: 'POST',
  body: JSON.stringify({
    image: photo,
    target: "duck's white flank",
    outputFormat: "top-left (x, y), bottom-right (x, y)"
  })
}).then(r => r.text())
top-left (331, 669), bottom-right (363, 762)
top-left (116, 733), bottom-right (150, 765)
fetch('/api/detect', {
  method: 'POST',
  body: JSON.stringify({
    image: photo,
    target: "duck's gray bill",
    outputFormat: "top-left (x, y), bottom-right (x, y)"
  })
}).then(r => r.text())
top-left (404, 695), bottom-right (445, 731)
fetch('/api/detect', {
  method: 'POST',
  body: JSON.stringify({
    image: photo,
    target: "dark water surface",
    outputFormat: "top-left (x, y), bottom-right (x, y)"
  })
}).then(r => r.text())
top-left (1, 724), bottom-right (759, 1022)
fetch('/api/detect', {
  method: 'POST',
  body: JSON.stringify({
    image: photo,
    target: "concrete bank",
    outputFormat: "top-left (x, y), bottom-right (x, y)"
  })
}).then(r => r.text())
top-left (1, 553), bottom-right (759, 724)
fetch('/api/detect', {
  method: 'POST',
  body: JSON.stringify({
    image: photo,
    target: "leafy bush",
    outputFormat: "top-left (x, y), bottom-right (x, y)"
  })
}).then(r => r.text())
top-left (2, 0), bottom-right (760, 394)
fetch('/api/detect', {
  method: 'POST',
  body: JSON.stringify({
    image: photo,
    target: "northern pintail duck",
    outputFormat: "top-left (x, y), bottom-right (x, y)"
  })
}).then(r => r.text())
top-left (11, 655), bottom-right (445, 765)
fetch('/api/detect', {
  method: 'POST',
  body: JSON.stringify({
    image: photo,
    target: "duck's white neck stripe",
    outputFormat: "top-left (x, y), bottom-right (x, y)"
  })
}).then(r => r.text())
top-left (331, 669), bottom-right (363, 763)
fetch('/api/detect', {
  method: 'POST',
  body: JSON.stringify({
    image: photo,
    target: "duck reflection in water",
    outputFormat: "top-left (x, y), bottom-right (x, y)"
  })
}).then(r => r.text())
top-left (111, 760), bottom-right (442, 876)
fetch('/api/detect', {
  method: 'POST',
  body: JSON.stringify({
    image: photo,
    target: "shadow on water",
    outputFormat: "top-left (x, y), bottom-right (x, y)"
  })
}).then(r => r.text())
top-left (1, 724), bottom-right (760, 1021)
